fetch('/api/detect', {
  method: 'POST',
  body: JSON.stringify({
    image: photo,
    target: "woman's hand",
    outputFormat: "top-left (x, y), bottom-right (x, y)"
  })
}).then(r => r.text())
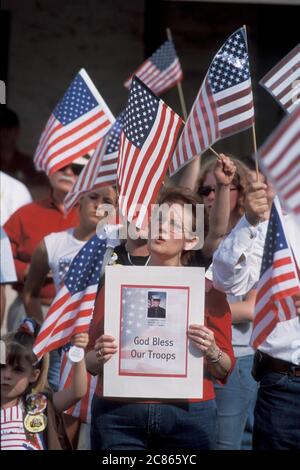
top-left (188, 324), bottom-right (221, 361)
top-left (71, 332), bottom-right (89, 349)
top-left (213, 153), bottom-right (236, 187)
top-left (95, 334), bottom-right (118, 363)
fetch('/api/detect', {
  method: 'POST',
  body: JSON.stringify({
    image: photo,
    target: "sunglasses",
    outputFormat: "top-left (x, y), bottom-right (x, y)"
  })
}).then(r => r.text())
top-left (199, 185), bottom-right (240, 197)
top-left (58, 163), bottom-right (83, 176)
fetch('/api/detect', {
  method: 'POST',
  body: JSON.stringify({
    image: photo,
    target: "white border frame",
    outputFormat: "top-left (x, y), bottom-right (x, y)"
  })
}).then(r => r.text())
top-left (104, 265), bottom-right (205, 399)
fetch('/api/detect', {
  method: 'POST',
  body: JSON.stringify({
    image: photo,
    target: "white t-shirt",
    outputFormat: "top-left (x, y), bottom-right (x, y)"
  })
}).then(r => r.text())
top-left (0, 171), bottom-right (32, 225)
top-left (44, 229), bottom-right (86, 292)
top-left (0, 227), bottom-right (17, 284)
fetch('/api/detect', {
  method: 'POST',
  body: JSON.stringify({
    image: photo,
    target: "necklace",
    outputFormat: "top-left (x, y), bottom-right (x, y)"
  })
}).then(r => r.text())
top-left (127, 252), bottom-right (150, 266)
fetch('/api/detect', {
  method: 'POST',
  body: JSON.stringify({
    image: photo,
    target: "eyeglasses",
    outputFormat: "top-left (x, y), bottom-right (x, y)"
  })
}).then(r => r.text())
top-left (199, 186), bottom-right (216, 197)
top-left (153, 215), bottom-right (193, 237)
top-left (58, 163), bottom-right (83, 176)
top-left (199, 185), bottom-right (240, 197)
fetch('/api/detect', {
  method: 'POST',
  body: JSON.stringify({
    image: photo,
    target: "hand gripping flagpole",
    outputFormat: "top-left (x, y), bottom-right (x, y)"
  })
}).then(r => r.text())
top-left (244, 24), bottom-right (260, 181)
top-left (166, 27), bottom-right (220, 160)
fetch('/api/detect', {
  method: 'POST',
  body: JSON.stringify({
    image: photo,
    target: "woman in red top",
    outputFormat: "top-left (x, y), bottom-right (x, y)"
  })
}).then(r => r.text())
top-left (86, 187), bottom-right (235, 450)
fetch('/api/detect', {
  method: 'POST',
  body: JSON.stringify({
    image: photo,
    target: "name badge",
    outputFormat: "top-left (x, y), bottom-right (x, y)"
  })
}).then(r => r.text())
top-left (24, 413), bottom-right (47, 433)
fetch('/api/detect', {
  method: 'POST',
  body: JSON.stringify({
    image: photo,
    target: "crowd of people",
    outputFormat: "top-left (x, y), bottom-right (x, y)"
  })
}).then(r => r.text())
top-left (1, 105), bottom-right (299, 451)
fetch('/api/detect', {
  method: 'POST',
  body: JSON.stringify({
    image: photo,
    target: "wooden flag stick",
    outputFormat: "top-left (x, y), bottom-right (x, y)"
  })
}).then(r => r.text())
top-left (252, 123), bottom-right (260, 180)
top-left (243, 24), bottom-right (260, 181)
top-left (166, 27), bottom-right (188, 121)
top-left (209, 146), bottom-right (221, 158)
top-left (177, 81), bottom-right (188, 121)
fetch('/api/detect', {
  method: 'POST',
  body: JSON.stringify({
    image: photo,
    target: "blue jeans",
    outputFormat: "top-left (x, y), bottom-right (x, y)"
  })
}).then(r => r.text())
top-left (91, 397), bottom-right (217, 450)
top-left (48, 349), bottom-right (61, 392)
top-left (214, 354), bottom-right (258, 450)
top-left (253, 372), bottom-right (300, 449)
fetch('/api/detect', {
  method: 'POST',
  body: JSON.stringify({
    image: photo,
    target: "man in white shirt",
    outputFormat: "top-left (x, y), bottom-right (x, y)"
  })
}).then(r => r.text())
top-left (212, 180), bottom-right (300, 450)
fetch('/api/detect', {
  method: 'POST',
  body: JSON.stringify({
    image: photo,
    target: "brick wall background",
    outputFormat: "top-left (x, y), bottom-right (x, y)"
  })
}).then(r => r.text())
top-left (2, 0), bottom-right (299, 160)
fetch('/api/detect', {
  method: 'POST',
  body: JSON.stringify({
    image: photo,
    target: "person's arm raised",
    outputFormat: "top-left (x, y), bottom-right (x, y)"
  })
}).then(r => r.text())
top-left (23, 241), bottom-right (50, 323)
top-left (202, 154), bottom-right (236, 258)
top-left (244, 181), bottom-right (269, 226)
top-left (53, 333), bottom-right (89, 413)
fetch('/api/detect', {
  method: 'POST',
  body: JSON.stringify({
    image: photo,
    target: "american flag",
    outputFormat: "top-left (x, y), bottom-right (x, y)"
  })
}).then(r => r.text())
top-left (250, 199), bottom-right (300, 350)
top-left (124, 40), bottom-right (183, 96)
top-left (34, 68), bottom-right (115, 176)
top-left (119, 287), bottom-right (187, 376)
top-left (33, 233), bottom-right (108, 360)
top-left (257, 105), bottom-right (300, 223)
top-left (64, 115), bottom-right (123, 213)
top-left (117, 76), bottom-right (183, 228)
top-left (59, 348), bottom-right (97, 424)
top-left (260, 44), bottom-right (300, 114)
top-left (169, 26), bottom-right (254, 176)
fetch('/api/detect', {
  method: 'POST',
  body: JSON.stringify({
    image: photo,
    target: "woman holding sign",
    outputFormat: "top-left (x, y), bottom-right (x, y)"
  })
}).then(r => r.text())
top-left (86, 187), bottom-right (235, 450)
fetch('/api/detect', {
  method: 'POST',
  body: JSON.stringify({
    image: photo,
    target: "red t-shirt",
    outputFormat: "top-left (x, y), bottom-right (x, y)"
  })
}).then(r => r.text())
top-left (87, 283), bottom-right (235, 402)
top-left (4, 196), bottom-right (79, 300)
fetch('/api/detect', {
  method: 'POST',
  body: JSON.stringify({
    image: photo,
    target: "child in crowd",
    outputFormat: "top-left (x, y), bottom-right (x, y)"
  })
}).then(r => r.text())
top-left (1, 318), bottom-right (89, 450)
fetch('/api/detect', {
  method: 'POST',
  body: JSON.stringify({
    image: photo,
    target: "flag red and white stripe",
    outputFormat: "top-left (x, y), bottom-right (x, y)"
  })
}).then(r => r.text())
top-left (250, 199), bottom-right (300, 349)
top-left (34, 69), bottom-right (114, 176)
top-left (64, 133), bottom-right (114, 213)
top-left (59, 351), bottom-right (97, 423)
top-left (33, 234), bottom-right (108, 360)
top-left (260, 44), bottom-right (300, 114)
top-left (33, 284), bottom-right (97, 360)
top-left (117, 77), bottom-right (183, 228)
top-left (64, 115), bottom-right (123, 213)
top-left (257, 105), bottom-right (300, 224)
top-left (170, 26), bottom-right (254, 176)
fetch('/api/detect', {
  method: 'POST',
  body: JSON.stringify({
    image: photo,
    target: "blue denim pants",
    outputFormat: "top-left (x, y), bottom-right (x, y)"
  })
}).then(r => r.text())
top-left (214, 354), bottom-right (258, 450)
top-left (253, 372), bottom-right (300, 450)
top-left (48, 348), bottom-right (61, 392)
top-left (91, 397), bottom-right (217, 450)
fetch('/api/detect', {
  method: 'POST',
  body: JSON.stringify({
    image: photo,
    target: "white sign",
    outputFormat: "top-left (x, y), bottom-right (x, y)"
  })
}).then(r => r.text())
top-left (104, 265), bottom-right (205, 399)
